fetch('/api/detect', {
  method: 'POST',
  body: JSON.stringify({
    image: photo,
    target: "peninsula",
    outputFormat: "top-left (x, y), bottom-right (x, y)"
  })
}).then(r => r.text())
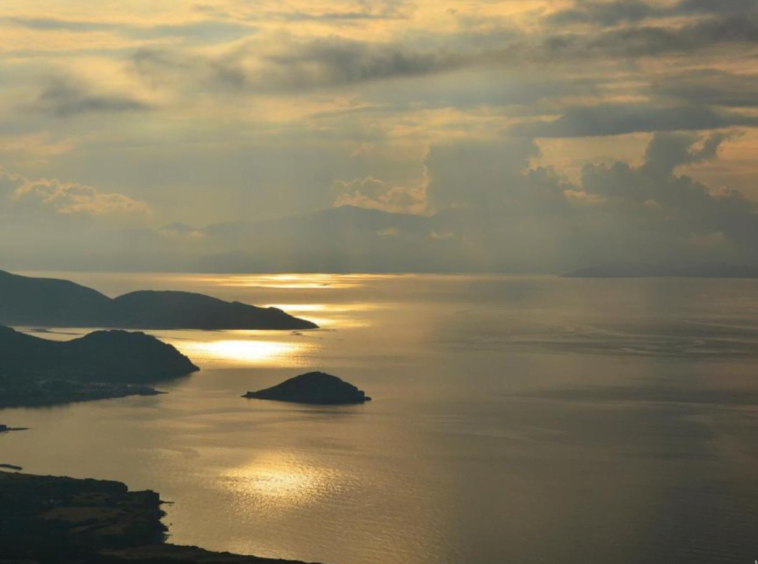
top-left (0, 424), bottom-right (27, 433)
top-left (0, 269), bottom-right (318, 330)
top-left (0, 470), bottom-right (319, 563)
top-left (0, 326), bottom-right (198, 409)
top-left (243, 371), bottom-right (371, 405)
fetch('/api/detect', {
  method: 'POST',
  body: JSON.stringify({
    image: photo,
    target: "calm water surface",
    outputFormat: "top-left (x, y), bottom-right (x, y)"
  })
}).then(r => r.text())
top-left (2, 273), bottom-right (758, 564)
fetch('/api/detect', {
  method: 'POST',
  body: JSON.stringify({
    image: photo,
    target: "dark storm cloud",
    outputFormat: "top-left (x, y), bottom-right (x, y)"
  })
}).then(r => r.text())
top-left (508, 104), bottom-right (758, 138)
top-left (28, 78), bottom-right (151, 118)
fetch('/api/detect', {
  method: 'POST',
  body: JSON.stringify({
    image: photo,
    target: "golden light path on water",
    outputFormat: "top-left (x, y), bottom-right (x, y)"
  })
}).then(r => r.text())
top-left (197, 273), bottom-right (370, 289)
top-left (176, 338), bottom-right (312, 365)
top-left (222, 451), bottom-right (342, 512)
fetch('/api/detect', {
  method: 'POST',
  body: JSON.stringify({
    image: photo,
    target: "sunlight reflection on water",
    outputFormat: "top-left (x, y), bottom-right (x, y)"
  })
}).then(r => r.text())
top-left (203, 274), bottom-right (364, 289)
top-left (266, 303), bottom-right (380, 328)
top-left (176, 339), bottom-right (312, 366)
top-left (222, 451), bottom-right (342, 511)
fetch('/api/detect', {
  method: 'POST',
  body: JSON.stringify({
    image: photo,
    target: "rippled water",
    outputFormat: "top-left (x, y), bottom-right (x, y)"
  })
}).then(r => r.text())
top-left (2, 273), bottom-right (758, 564)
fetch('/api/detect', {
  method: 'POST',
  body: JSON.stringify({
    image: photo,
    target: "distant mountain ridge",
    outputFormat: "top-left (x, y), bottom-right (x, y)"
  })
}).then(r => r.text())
top-left (0, 270), bottom-right (317, 330)
top-left (562, 263), bottom-right (758, 278)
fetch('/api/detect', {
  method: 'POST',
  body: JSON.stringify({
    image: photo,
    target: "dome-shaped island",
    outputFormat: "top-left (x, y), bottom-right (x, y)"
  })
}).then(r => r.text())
top-left (243, 371), bottom-right (371, 405)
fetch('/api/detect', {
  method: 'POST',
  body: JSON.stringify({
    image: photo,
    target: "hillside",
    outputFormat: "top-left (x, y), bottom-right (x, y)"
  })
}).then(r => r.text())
top-left (0, 270), bottom-right (317, 330)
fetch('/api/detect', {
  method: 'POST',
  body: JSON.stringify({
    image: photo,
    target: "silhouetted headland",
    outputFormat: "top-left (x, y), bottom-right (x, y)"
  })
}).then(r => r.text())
top-left (0, 269), bottom-right (318, 330)
top-left (0, 424), bottom-right (27, 433)
top-left (562, 263), bottom-right (758, 278)
top-left (0, 464), bottom-right (22, 471)
top-left (243, 371), bottom-right (371, 405)
top-left (0, 470), bottom-right (317, 563)
top-left (0, 326), bottom-right (198, 409)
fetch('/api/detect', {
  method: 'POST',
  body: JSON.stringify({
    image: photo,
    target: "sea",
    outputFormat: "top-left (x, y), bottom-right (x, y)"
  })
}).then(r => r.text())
top-left (2, 273), bottom-right (758, 564)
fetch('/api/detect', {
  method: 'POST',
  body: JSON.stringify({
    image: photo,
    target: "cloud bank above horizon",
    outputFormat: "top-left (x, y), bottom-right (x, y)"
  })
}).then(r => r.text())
top-left (1, 0), bottom-right (757, 272)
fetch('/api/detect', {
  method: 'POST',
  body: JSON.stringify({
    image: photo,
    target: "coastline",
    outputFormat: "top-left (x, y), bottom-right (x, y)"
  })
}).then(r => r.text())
top-left (0, 376), bottom-right (164, 410)
top-left (0, 470), bottom-right (321, 564)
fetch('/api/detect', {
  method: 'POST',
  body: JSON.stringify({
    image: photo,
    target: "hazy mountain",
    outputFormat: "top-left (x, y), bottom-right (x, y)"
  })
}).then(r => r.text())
top-left (192, 205), bottom-right (490, 273)
top-left (562, 263), bottom-right (758, 278)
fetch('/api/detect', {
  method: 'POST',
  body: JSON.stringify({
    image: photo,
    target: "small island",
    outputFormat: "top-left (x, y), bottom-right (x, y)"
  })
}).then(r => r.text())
top-left (0, 326), bottom-right (198, 409)
top-left (243, 371), bottom-right (371, 405)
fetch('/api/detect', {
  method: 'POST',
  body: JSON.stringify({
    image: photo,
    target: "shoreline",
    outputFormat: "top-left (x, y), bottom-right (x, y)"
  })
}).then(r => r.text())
top-left (0, 469), bottom-right (322, 564)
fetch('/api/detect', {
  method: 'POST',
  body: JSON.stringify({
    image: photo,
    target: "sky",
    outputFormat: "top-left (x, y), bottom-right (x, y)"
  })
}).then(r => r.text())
top-left (1, 0), bottom-right (757, 272)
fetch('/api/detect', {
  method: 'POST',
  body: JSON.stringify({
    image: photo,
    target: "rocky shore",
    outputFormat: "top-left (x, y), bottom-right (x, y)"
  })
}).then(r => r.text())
top-left (0, 471), bottom-right (318, 564)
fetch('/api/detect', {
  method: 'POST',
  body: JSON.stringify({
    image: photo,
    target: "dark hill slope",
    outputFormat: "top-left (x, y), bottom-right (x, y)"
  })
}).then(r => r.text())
top-left (0, 326), bottom-right (198, 383)
top-left (111, 291), bottom-right (315, 330)
top-left (0, 270), bottom-right (111, 326)
top-left (0, 270), bottom-right (316, 330)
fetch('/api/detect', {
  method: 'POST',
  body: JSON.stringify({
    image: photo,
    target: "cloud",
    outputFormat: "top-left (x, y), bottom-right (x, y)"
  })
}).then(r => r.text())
top-left (574, 133), bottom-right (758, 259)
top-left (28, 78), bottom-right (151, 118)
top-left (158, 222), bottom-right (207, 240)
top-left (277, 0), bottom-right (411, 22)
top-left (0, 133), bottom-right (77, 161)
top-left (3, 17), bottom-right (117, 32)
top-left (3, 16), bottom-right (255, 43)
top-left (641, 131), bottom-right (736, 177)
top-left (0, 168), bottom-right (150, 218)
top-left (413, 132), bottom-right (758, 269)
top-left (133, 35), bottom-right (467, 93)
top-left (332, 176), bottom-right (427, 213)
top-left (652, 70), bottom-right (758, 108)
top-left (546, 1), bottom-right (657, 26)
top-left (126, 10), bottom-right (758, 104)
top-left (425, 138), bottom-right (542, 209)
top-left (490, 14), bottom-right (758, 65)
top-left (508, 103), bottom-right (758, 137)
top-left (547, 0), bottom-right (757, 27)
